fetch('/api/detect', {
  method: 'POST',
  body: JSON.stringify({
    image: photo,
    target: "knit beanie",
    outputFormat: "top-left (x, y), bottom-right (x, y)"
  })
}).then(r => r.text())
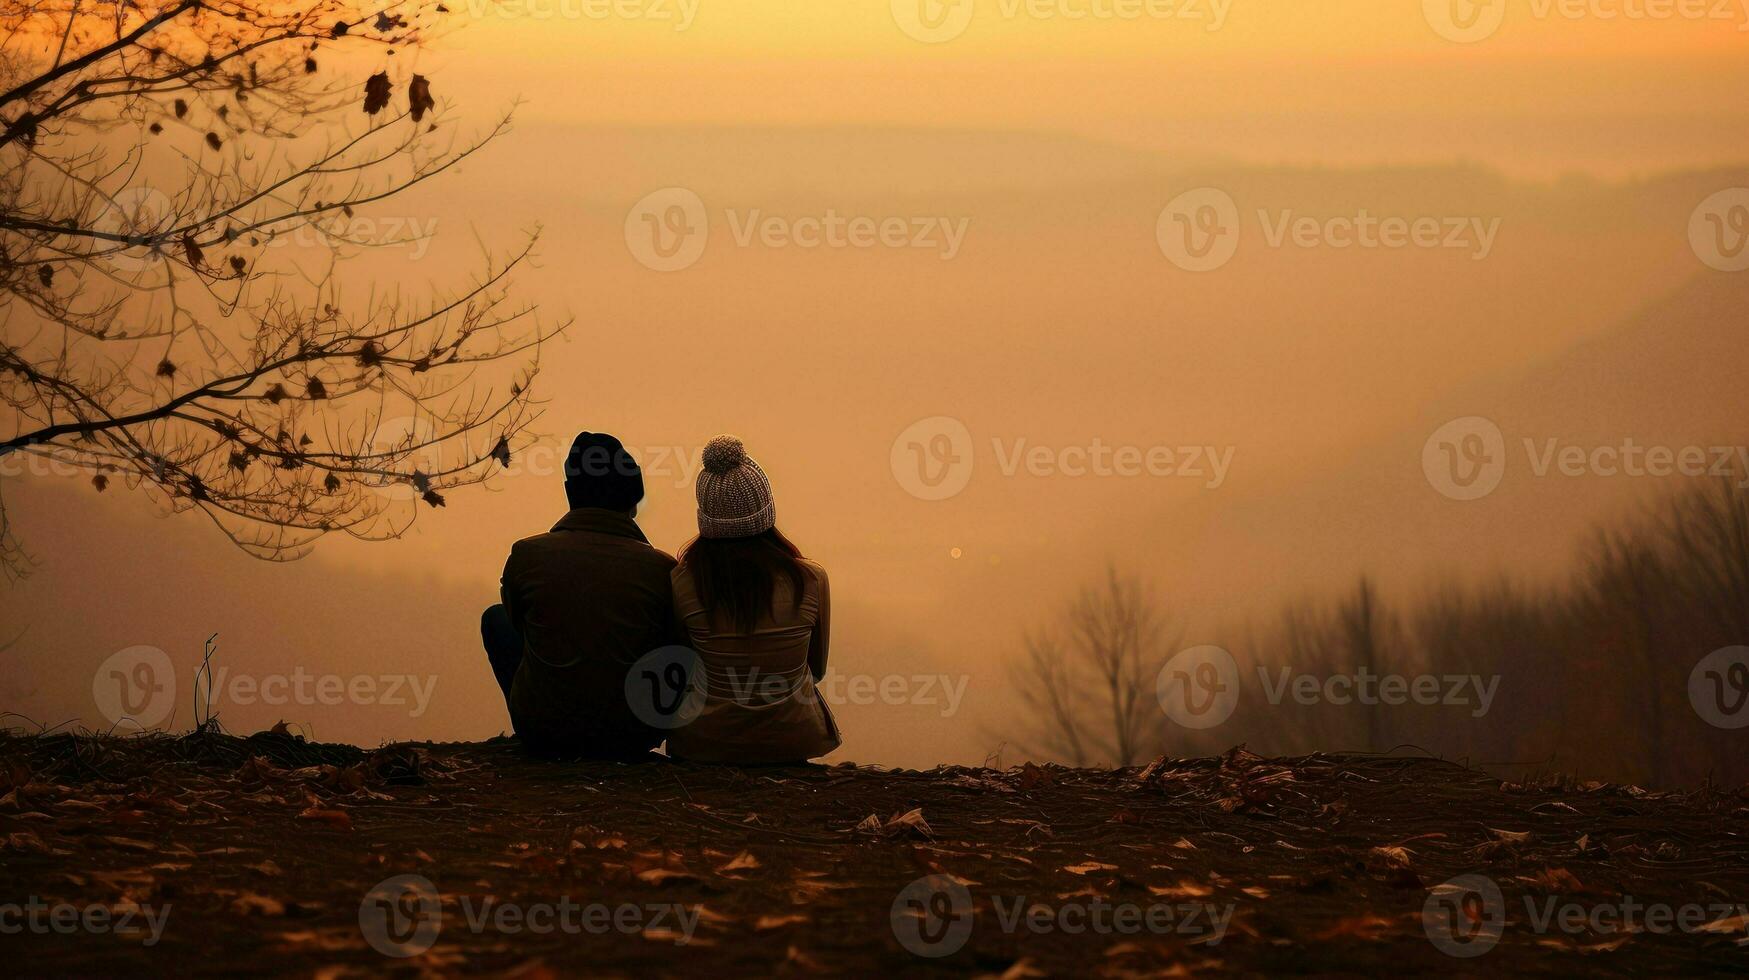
top-left (564, 432), bottom-right (645, 512)
top-left (695, 435), bottom-right (775, 539)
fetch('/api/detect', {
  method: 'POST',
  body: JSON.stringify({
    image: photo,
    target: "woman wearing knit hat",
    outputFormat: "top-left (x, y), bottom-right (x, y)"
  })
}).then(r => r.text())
top-left (667, 435), bottom-right (840, 764)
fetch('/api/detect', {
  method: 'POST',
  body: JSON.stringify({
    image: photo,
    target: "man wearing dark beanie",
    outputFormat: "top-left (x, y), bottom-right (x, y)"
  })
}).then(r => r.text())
top-left (480, 432), bottom-right (678, 757)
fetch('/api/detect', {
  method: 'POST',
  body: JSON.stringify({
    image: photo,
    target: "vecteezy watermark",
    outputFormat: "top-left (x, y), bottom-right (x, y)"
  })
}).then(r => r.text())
top-left (1423, 874), bottom-right (1749, 957)
top-left (1690, 189), bottom-right (1749, 273)
top-left (359, 874), bottom-right (701, 958)
top-left (1421, 417), bottom-right (1507, 501)
top-left (890, 417), bottom-right (976, 501)
top-left (1422, 875), bottom-right (1507, 957)
top-left (623, 646), bottom-right (971, 728)
top-left (92, 645), bottom-right (177, 730)
top-left (1425, 0), bottom-right (1749, 44)
top-left (89, 186), bottom-right (177, 273)
top-left (1689, 646), bottom-right (1749, 729)
top-left (890, 0), bottom-right (1231, 44)
top-left (1156, 645), bottom-right (1241, 729)
top-left (89, 645), bottom-right (439, 730)
top-left (1422, 418), bottom-right (1749, 501)
top-left (261, 214), bottom-right (440, 260)
top-left (0, 898), bottom-right (172, 946)
top-left (624, 187), bottom-right (970, 271)
top-left (1155, 646), bottom-right (1500, 730)
top-left (890, 875), bottom-right (1233, 958)
top-left (1157, 187), bottom-right (1501, 272)
top-left (889, 416), bottom-right (1234, 501)
top-left (199, 666), bottom-right (439, 718)
top-left (460, 0), bottom-right (700, 28)
top-left (360, 875), bottom-right (444, 957)
top-left (1256, 666), bottom-right (1499, 718)
top-left (625, 646), bottom-right (709, 730)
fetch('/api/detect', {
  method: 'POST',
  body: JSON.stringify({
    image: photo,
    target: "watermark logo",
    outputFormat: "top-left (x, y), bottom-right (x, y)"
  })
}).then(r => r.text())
top-left (626, 188), bottom-right (969, 268)
top-left (1159, 190), bottom-right (1498, 270)
top-left (1423, 874), bottom-right (1506, 957)
top-left (893, 0), bottom-right (1230, 42)
top-left (263, 214), bottom-right (440, 261)
top-left (1422, 417), bottom-right (1507, 501)
top-left (90, 187), bottom-right (177, 272)
top-left (1157, 187), bottom-right (1240, 272)
top-left (464, 0), bottom-right (700, 29)
top-left (0, 898), bottom-right (172, 946)
top-left (1424, 421), bottom-right (1749, 500)
top-left (1259, 667), bottom-right (1499, 717)
top-left (360, 874), bottom-right (443, 958)
top-left (1690, 189), bottom-right (1749, 273)
top-left (892, 0), bottom-right (976, 42)
top-left (712, 668), bottom-right (971, 716)
top-left (1425, 873), bottom-right (1749, 955)
top-left (890, 421), bottom-right (1235, 500)
top-left (363, 414), bottom-right (443, 503)
top-left (1424, 0), bottom-right (1508, 42)
top-left (891, 416), bottom-right (976, 501)
top-left (890, 874), bottom-right (1234, 959)
top-left (1156, 645), bottom-right (1240, 729)
top-left (92, 645), bottom-right (176, 730)
top-left (1690, 646), bottom-right (1749, 729)
top-left (891, 875), bottom-right (976, 957)
top-left (197, 666), bottom-right (438, 718)
top-left (624, 645), bottom-right (708, 729)
top-left (625, 187), bottom-right (709, 272)
top-left (1428, 0), bottom-right (1749, 44)
top-left (1157, 652), bottom-right (1499, 729)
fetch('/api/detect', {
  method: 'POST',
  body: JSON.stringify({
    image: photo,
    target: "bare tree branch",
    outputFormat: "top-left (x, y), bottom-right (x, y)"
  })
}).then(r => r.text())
top-left (1, 0), bottom-right (560, 573)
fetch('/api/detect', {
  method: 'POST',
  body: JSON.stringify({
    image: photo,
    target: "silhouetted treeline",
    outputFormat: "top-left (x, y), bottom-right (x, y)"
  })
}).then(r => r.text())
top-left (1012, 473), bottom-right (1748, 788)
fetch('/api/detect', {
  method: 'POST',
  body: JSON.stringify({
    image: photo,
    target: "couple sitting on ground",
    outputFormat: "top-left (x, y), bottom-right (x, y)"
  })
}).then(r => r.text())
top-left (480, 432), bottom-right (840, 765)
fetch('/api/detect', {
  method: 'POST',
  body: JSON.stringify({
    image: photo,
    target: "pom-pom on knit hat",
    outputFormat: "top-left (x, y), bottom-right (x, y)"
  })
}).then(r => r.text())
top-left (695, 435), bottom-right (775, 539)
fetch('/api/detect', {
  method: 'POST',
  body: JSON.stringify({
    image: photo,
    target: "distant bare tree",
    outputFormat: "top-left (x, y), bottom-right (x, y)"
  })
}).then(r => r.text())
top-left (1335, 575), bottom-right (1394, 751)
top-left (1008, 566), bottom-right (1178, 767)
top-left (0, 0), bottom-right (559, 576)
top-left (1658, 470), bottom-right (1749, 641)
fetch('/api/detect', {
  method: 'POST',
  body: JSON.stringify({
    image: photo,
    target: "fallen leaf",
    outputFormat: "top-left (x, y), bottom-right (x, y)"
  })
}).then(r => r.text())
top-left (719, 850), bottom-right (760, 872)
top-left (885, 808), bottom-right (934, 839)
top-left (1317, 914), bottom-right (1395, 941)
top-left (102, 836), bottom-right (157, 853)
top-left (1699, 911), bottom-right (1749, 936)
top-left (296, 807), bottom-right (353, 830)
top-left (1369, 846), bottom-right (1413, 868)
top-left (637, 868), bottom-right (699, 886)
top-left (232, 892), bottom-right (286, 916)
top-left (1149, 880), bottom-right (1213, 899)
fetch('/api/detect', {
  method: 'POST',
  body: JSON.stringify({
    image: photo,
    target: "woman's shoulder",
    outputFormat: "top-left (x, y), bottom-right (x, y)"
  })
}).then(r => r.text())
top-left (670, 560), bottom-right (696, 593)
top-left (798, 558), bottom-right (828, 591)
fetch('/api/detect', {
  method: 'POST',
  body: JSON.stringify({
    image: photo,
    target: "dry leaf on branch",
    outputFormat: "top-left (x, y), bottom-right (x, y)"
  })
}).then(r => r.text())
top-left (363, 72), bottom-right (392, 115)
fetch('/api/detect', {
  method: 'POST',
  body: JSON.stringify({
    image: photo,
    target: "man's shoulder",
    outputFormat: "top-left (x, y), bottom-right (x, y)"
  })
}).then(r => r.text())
top-left (510, 529), bottom-right (675, 566)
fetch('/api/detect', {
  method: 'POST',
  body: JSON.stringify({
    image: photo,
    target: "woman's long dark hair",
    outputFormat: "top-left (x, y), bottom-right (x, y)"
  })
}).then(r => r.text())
top-left (678, 529), bottom-right (808, 633)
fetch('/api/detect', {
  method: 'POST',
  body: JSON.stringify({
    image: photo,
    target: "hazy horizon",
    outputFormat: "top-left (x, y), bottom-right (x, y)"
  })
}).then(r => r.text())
top-left (6, 2), bottom-right (1749, 778)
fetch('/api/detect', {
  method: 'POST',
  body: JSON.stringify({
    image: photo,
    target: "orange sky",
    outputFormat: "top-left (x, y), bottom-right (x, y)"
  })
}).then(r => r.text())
top-left (400, 0), bottom-right (1749, 177)
top-left (5, 0), bottom-right (1749, 767)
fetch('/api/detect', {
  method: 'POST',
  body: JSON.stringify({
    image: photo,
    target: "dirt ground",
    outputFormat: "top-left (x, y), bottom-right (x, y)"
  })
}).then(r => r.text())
top-left (1, 731), bottom-right (1747, 977)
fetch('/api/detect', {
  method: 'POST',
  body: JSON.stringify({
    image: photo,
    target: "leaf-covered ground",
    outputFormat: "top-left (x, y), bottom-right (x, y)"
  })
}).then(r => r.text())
top-left (2, 732), bottom-right (1747, 976)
